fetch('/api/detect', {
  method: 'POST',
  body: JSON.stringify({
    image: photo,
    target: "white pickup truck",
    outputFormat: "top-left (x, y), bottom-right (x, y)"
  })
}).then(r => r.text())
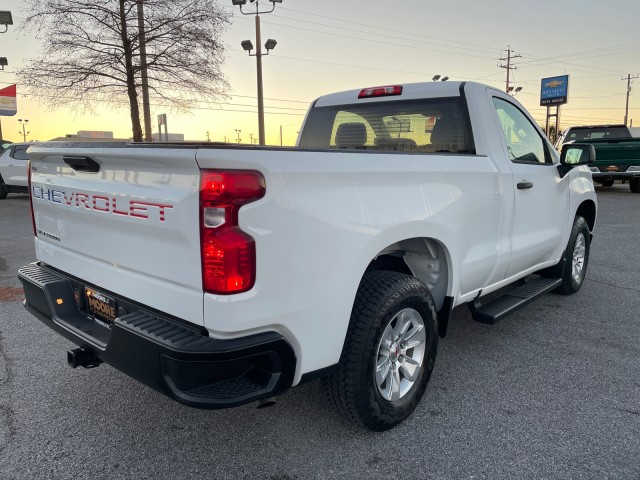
top-left (19, 81), bottom-right (597, 431)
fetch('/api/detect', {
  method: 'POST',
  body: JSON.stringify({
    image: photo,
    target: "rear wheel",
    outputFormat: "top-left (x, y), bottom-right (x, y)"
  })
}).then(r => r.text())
top-left (599, 179), bottom-right (614, 187)
top-left (630, 178), bottom-right (640, 193)
top-left (323, 271), bottom-right (438, 431)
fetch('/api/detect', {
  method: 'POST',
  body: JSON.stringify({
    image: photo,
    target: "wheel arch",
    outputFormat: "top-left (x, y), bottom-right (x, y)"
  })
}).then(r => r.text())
top-left (576, 199), bottom-right (596, 233)
top-left (365, 237), bottom-right (452, 311)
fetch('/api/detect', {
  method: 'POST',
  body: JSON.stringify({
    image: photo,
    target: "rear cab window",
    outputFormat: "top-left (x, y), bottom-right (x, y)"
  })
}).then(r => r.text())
top-left (299, 98), bottom-right (474, 154)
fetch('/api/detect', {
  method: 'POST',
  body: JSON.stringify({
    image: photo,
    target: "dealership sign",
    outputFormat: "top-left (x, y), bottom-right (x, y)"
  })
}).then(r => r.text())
top-left (540, 75), bottom-right (569, 106)
top-left (0, 84), bottom-right (17, 116)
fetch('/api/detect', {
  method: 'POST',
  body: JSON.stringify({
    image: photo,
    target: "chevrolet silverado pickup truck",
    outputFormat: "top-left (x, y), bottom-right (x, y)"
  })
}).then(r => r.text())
top-left (19, 81), bottom-right (597, 431)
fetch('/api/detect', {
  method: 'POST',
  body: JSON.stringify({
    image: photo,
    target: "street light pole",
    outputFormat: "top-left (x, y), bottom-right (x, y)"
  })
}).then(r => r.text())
top-left (234, 0), bottom-right (281, 146)
top-left (18, 118), bottom-right (29, 142)
top-left (254, 13), bottom-right (265, 145)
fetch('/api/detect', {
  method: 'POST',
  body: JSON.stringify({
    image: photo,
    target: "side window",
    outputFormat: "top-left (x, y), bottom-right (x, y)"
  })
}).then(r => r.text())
top-left (12, 146), bottom-right (29, 161)
top-left (493, 98), bottom-right (547, 164)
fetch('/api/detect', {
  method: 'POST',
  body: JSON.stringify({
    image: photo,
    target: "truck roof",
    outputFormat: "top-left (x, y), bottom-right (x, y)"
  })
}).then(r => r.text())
top-left (313, 81), bottom-right (491, 107)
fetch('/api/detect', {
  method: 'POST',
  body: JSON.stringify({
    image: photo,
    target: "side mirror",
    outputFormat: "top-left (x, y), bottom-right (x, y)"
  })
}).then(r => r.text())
top-left (560, 143), bottom-right (596, 166)
top-left (558, 143), bottom-right (596, 178)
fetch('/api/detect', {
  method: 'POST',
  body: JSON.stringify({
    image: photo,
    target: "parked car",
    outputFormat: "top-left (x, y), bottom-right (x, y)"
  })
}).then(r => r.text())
top-left (1, 140), bottom-right (13, 154)
top-left (0, 142), bottom-right (32, 199)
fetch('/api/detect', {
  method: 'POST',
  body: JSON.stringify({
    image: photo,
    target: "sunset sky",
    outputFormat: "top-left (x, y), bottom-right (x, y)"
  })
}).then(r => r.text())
top-left (1, 0), bottom-right (639, 145)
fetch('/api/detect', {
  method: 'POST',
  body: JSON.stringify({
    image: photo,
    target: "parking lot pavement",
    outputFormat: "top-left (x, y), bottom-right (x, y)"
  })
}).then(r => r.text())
top-left (1, 185), bottom-right (639, 479)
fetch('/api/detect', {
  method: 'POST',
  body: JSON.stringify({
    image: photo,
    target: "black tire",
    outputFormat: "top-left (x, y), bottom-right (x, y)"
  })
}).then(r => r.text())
top-left (0, 177), bottom-right (7, 200)
top-left (552, 216), bottom-right (591, 295)
top-left (323, 271), bottom-right (438, 431)
top-left (599, 179), bottom-right (614, 187)
top-left (630, 178), bottom-right (640, 193)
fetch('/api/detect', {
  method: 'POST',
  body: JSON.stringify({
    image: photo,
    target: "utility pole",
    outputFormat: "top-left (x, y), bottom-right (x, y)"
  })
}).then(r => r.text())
top-left (137, 0), bottom-right (152, 142)
top-left (498, 46), bottom-right (521, 93)
top-left (622, 74), bottom-right (639, 126)
top-left (249, 133), bottom-right (254, 144)
top-left (235, 129), bottom-right (241, 143)
top-left (206, 131), bottom-right (211, 142)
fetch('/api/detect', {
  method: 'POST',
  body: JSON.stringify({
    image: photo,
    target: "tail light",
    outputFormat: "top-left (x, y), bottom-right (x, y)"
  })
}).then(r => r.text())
top-left (28, 160), bottom-right (37, 236)
top-left (200, 170), bottom-right (266, 294)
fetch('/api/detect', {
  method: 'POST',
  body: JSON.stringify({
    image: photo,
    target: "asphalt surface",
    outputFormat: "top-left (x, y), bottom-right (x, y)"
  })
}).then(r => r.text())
top-left (1, 186), bottom-right (639, 479)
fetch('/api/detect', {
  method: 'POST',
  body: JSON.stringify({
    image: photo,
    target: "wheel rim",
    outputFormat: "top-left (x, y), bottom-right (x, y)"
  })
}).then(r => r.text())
top-left (572, 232), bottom-right (586, 282)
top-left (374, 308), bottom-right (427, 402)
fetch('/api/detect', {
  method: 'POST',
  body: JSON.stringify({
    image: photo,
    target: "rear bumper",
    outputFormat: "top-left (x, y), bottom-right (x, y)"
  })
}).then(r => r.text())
top-left (18, 263), bottom-right (296, 409)
top-left (591, 171), bottom-right (640, 180)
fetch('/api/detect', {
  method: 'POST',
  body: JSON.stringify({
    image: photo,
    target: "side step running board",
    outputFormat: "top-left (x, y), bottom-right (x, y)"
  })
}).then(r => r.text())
top-left (470, 277), bottom-right (562, 325)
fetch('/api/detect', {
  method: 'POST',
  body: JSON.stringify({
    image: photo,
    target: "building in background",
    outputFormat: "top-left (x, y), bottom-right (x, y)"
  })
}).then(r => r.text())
top-left (152, 132), bottom-right (184, 142)
top-left (49, 130), bottom-right (127, 142)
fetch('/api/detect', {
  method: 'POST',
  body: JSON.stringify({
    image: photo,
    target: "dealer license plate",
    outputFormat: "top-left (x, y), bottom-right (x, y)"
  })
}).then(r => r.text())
top-left (85, 288), bottom-right (117, 324)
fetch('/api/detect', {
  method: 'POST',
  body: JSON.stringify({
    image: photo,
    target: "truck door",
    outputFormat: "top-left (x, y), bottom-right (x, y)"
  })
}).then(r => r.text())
top-left (490, 96), bottom-right (569, 278)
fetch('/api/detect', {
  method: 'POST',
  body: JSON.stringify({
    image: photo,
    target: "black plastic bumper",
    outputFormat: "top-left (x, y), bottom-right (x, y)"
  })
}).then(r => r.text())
top-left (18, 263), bottom-right (296, 409)
top-left (592, 172), bottom-right (640, 180)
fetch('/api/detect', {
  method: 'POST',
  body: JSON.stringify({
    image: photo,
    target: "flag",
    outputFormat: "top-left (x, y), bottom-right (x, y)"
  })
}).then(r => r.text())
top-left (0, 84), bottom-right (17, 116)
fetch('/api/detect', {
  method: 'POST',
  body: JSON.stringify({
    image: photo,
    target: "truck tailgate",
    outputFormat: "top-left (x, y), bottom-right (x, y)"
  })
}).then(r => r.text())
top-left (27, 145), bottom-right (204, 325)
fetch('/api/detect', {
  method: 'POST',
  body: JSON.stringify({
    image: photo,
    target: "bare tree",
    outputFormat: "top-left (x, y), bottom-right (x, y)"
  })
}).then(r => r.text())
top-left (17, 0), bottom-right (230, 141)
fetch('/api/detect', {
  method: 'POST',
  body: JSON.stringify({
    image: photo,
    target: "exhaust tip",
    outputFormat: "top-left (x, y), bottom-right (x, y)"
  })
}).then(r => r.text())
top-left (257, 397), bottom-right (276, 409)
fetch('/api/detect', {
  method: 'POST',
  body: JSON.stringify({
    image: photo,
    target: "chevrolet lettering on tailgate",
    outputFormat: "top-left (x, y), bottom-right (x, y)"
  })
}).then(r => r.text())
top-left (31, 186), bottom-right (173, 221)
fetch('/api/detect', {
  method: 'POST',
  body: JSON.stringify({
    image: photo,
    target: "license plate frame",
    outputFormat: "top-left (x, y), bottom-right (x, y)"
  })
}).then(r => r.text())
top-left (85, 287), bottom-right (118, 324)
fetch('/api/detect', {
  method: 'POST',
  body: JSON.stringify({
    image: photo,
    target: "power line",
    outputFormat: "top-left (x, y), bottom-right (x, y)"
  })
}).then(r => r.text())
top-left (262, 5), bottom-right (637, 79)
top-left (261, 13), bottom-right (500, 57)
top-left (272, 5), bottom-right (503, 53)
top-left (7, 92), bottom-right (308, 116)
top-left (258, 19), bottom-right (498, 61)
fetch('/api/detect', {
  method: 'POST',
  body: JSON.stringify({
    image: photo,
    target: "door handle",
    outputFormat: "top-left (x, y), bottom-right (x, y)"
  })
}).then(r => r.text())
top-left (517, 181), bottom-right (533, 190)
top-left (63, 155), bottom-right (101, 173)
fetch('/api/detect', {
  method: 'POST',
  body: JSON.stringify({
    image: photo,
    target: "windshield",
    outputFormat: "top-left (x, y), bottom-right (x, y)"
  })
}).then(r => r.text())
top-left (299, 97), bottom-right (474, 154)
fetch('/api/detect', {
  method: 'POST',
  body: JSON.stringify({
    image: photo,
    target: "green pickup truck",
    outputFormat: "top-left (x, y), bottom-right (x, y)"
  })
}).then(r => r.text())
top-left (584, 138), bottom-right (640, 193)
top-left (555, 124), bottom-right (640, 193)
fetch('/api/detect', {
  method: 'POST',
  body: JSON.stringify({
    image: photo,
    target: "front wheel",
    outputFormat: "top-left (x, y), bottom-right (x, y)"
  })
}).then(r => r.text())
top-left (599, 179), bottom-right (614, 187)
top-left (555, 216), bottom-right (591, 295)
top-left (323, 271), bottom-right (438, 431)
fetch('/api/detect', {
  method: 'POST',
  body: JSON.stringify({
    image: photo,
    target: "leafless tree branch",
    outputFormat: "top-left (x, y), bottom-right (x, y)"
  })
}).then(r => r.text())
top-left (17, 0), bottom-right (230, 141)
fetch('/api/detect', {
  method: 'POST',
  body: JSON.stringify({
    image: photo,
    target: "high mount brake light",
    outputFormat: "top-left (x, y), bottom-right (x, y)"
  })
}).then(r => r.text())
top-left (358, 85), bottom-right (403, 99)
top-left (200, 170), bottom-right (266, 294)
